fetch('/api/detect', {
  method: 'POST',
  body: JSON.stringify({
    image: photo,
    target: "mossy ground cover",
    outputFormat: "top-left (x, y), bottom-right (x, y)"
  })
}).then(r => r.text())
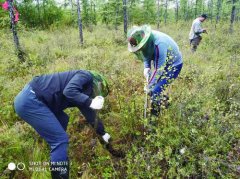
top-left (0, 22), bottom-right (240, 178)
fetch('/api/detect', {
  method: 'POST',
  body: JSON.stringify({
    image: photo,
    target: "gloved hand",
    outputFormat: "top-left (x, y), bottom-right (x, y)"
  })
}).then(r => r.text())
top-left (102, 133), bottom-right (111, 143)
top-left (144, 85), bottom-right (152, 95)
top-left (101, 133), bottom-right (125, 158)
top-left (144, 68), bottom-right (151, 82)
top-left (90, 96), bottom-right (104, 110)
top-left (202, 28), bottom-right (207, 34)
top-left (144, 85), bottom-right (149, 93)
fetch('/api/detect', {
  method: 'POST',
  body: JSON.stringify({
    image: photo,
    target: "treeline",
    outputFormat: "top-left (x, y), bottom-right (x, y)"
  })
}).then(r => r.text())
top-left (1, 0), bottom-right (240, 29)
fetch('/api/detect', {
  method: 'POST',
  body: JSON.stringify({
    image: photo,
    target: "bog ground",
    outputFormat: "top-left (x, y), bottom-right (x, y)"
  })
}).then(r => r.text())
top-left (0, 22), bottom-right (240, 178)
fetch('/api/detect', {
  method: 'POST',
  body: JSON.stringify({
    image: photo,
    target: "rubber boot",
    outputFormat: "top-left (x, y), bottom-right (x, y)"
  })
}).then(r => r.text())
top-left (150, 101), bottom-right (161, 117)
top-left (50, 161), bottom-right (69, 179)
top-left (161, 95), bottom-right (170, 109)
top-left (150, 95), bottom-right (170, 117)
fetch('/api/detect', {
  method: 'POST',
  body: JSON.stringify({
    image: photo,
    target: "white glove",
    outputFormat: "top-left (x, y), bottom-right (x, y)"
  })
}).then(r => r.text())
top-left (102, 133), bottom-right (111, 143)
top-left (90, 96), bottom-right (104, 110)
top-left (144, 68), bottom-right (151, 82)
top-left (144, 85), bottom-right (148, 93)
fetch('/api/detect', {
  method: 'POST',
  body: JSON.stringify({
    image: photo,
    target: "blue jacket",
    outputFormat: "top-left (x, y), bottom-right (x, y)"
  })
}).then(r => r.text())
top-left (143, 30), bottom-right (183, 88)
top-left (29, 70), bottom-right (105, 135)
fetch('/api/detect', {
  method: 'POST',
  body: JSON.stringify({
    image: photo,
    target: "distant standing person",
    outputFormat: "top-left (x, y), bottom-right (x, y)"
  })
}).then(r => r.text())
top-left (127, 25), bottom-right (183, 116)
top-left (189, 14), bottom-right (208, 52)
top-left (14, 70), bottom-right (111, 179)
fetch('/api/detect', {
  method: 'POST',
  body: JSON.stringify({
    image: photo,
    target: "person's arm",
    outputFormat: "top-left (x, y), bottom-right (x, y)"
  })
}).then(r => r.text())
top-left (148, 43), bottom-right (168, 90)
top-left (79, 106), bottom-right (106, 136)
top-left (63, 72), bottom-right (92, 107)
top-left (79, 107), bottom-right (123, 157)
top-left (144, 59), bottom-right (151, 69)
top-left (143, 59), bottom-right (151, 82)
top-left (193, 21), bottom-right (205, 36)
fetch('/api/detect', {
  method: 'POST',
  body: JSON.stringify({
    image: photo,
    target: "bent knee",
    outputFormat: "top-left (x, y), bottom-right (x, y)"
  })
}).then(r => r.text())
top-left (14, 95), bottom-right (26, 117)
top-left (50, 134), bottom-right (69, 149)
top-left (57, 133), bottom-right (69, 143)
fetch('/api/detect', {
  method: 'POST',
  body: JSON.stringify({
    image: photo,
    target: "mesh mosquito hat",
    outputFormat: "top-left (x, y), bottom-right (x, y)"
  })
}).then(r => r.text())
top-left (127, 25), bottom-right (152, 52)
top-left (90, 71), bottom-right (109, 97)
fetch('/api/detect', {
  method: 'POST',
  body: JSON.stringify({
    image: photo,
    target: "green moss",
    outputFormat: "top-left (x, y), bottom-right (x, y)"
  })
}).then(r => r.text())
top-left (0, 22), bottom-right (240, 178)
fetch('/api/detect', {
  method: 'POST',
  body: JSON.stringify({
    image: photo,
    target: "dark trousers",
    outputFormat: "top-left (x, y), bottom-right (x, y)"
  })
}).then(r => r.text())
top-left (14, 84), bottom-right (69, 162)
top-left (151, 63), bottom-right (183, 98)
top-left (190, 36), bottom-right (202, 52)
top-left (150, 63), bottom-right (183, 116)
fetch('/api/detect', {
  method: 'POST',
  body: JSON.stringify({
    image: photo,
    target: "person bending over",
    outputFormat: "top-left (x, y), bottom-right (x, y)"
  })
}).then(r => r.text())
top-left (14, 70), bottom-right (110, 179)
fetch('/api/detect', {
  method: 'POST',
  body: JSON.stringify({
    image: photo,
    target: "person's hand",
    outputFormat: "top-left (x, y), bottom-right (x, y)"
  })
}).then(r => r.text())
top-left (102, 133), bottom-right (111, 143)
top-left (144, 85), bottom-right (152, 95)
top-left (144, 85), bottom-right (149, 93)
top-left (101, 134), bottom-right (125, 158)
top-left (202, 28), bottom-right (207, 34)
top-left (90, 96), bottom-right (104, 110)
top-left (144, 68), bottom-right (151, 82)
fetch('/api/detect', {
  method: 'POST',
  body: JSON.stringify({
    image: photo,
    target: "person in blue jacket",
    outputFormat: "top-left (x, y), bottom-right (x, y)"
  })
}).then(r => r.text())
top-left (14, 70), bottom-right (110, 179)
top-left (127, 25), bottom-right (183, 116)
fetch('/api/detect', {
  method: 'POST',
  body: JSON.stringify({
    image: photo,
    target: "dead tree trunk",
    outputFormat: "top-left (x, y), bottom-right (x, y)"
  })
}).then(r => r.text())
top-left (195, 0), bottom-right (198, 18)
top-left (42, 0), bottom-right (46, 28)
top-left (229, 0), bottom-right (236, 33)
top-left (36, 0), bottom-right (41, 22)
top-left (93, 3), bottom-right (96, 25)
top-left (175, 0), bottom-right (179, 23)
top-left (115, 2), bottom-right (119, 30)
top-left (7, 0), bottom-right (24, 61)
top-left (164, 0), bottom-right (168, 25)
top-left (69, 0), bottom-right (74, 16)
top-left (123, 0), bottom-right (127, 34)
top-left (76, 0), bottom-right (83, 44)
top-left (215, 0), bottom-right (222, 28)
top-left (216, 0), bottom-right (221, 24)
top-left (183, 0), bottom-right (187, 21)
top-left (157, 0), bottom-right (160, 29)
top-left (208, 0), bottom-right (213, 24)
